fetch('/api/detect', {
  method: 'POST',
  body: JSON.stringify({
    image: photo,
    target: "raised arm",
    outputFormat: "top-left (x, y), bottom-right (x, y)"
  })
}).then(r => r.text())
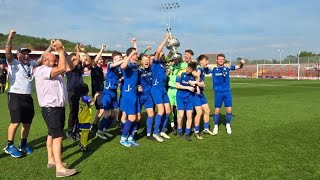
top-left (139, 45), bottom-right (151, 59)
top-left (66, 51), bottom-right (75, 72)
top-left (72, 44), bottom-right (81, 66)
top-left (93, 44), bottom-right (106, 64)
top-left (110, 60), bottom-right (125, 68)
top-left (36, 40), bottom-right (55, 65)
top-left (155, 33), bottom-right (170, 61)
top-left (234, 59), bottom-right (245, 70)
top-left (141, 46), bottom-right (151, 55)
top-left (131, 38), bottom-right (137, 51)
top-left (50, 40), bottom-right (66, 78)
top-left (78, 44), bottom-right (93, 66)
top-left (5, 30), bottom-right (16, 63)
top-left (120, 49), bottom-right (136, 70)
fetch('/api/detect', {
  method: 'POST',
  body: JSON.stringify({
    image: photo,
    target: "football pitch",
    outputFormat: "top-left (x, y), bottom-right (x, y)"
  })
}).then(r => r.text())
top-left (0, 78), bottom-right (319, 179)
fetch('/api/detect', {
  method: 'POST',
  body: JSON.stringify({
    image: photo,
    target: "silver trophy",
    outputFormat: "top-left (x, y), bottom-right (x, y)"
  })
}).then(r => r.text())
top-left (166, 27), bottom-right (180, 58)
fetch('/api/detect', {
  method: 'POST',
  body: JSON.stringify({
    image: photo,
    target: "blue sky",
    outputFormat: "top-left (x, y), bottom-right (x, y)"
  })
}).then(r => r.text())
top-left (0, 0), bottom-right (319, 59)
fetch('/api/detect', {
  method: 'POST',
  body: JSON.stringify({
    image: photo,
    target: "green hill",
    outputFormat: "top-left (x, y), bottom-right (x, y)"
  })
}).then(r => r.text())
top-left (0, 33), bottom-right (113, 53)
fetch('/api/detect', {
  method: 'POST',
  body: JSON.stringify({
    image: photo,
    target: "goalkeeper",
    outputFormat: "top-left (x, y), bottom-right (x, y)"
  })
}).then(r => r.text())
top-left (167, 52), bottom-right (188, 134)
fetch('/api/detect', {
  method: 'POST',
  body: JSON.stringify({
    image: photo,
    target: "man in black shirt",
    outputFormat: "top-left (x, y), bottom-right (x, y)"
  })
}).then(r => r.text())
top-left (0, 63), bottom-right (8, 94)
top-left (66, 44), bottom-right (92, 141)
top-left (90, 44), bottom-right (106, 132)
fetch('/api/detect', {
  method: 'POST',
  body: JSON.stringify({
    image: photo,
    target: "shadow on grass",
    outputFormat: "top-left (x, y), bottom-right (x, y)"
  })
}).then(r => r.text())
top-left (28, 135), bottom-right (48, 151)
top-left (62, 126), bottom-right (118, 168)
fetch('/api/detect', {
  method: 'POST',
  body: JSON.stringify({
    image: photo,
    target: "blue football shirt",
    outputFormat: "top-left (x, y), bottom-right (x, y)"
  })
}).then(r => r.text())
top-left (212, 65), bottom-right (236, 93)
top-left (176, 72), bottom-right (195, 98)
top-left (151, 59), bottom-right (167, 87)
top-left (197, 66), bottom-right (212, 92)
top-left (105, 62), bottom-right (121, 90)
top-left (139, 66), bottom-right (152, 94)
top-left (122, 61), bottom-right (139, 92)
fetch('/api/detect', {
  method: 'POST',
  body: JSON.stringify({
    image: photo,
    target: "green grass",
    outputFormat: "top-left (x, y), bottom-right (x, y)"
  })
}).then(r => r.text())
top-left (0, 78), bottom-right (320, 180)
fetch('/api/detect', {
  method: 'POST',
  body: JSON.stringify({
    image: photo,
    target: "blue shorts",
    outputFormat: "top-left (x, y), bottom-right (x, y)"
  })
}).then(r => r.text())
top-left (177, 94), bottom-right (194, 111)
top-left (214, 91), bottom-right (232, 108)
top-left (151, 86), bottom-right (169, 105)
top-left (121, 91), bottom-right (140, 115)
top-left (102, 89), bottom-right (118, 110)
top-left (194, 93), bottom-right (208, 107)
top-left (139, 93), bottom-right (154, 110)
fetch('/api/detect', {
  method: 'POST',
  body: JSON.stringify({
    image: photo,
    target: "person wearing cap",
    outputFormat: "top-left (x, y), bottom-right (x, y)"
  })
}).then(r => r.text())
top-left (3, 30), bottom-right (45, 158)
top-left (167, 53), bottom-right (188, 135)
top-left (34, 40), bottom-right (77, 177)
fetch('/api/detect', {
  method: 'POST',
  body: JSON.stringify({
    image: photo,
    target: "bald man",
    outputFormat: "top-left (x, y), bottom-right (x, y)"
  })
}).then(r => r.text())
top-left (34, 40), bottom-right (76, 177)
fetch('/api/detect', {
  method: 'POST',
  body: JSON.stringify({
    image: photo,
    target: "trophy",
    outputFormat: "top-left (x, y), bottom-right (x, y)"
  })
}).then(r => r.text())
top-left (166, 26), bottom-right (180, 58)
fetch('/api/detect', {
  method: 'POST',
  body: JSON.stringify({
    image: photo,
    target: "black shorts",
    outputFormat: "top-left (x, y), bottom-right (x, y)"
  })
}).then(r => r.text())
top-left (8, 93), bottom-right (35, 124)
top-left (95, 94), bottom-right (103, 110)
top-left (41, 107), bottom-right (65, 139)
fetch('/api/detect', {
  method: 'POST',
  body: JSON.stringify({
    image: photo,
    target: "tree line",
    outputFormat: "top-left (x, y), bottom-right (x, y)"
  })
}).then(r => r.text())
top-left (0, 33), bottom-right (114, 53)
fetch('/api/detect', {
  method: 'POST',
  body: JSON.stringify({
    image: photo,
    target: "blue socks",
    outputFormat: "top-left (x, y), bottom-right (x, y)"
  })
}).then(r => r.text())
top-left (121, 122), bottom-right (125, 130)
top-left (204, 122), bottom-right (209, 130)
top-left (160, 114), bottom-right (169, 132)
top-left (146, 116), bottom-right (153, 135)
top-left (226, 113), bottom-right (232, 124)
top-left (153, 114), bottom-right (162, 134)
top-left (214, 114), bottom-right (220, 125)
top-left (178, 128), bottom-right (183, 135)
top-left (194, 126), bottom-right (200, 133)
top-left (213, 113), bottom-right (232, 124)
top-left (121, 120), bottom-right (133, 140)
top-left (185, 128), bottom-right (191, 135)
top-left (128, 122), bottom-right (138, 141)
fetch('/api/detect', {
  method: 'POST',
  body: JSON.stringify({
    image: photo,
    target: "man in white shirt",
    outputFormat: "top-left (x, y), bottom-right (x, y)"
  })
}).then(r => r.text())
top-left (3, 30), bottom-right (42, 158)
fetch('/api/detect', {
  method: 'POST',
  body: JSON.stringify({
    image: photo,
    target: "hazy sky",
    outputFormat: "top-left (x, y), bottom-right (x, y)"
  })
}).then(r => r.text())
top-left (0, 0), bottom-right (319, 59)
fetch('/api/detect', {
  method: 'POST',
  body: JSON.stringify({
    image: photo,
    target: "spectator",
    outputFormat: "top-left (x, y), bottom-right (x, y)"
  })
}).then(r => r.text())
top-left (34, 40), bottom-right (77, 177)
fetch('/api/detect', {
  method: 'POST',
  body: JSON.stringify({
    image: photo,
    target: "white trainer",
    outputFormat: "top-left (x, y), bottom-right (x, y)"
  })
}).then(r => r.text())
top-left (160, 132), bottom-right (171, 139)
top-left (226, 123), bottom-right (232, 134)
top-left (100, 129), bottom-right (114, 138)
top-left (104, 132), bottom-right (114, 138)
top-left (96, 131), bottom-right (107, 140)
top-left (152, 134), bottom-right (164, 142)
top-left (203, 129), bottom-right (214, 135)
top-left (213, 125), bottom-right (218, 135)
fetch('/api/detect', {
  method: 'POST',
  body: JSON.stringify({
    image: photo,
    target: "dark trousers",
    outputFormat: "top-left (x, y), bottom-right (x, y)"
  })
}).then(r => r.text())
top-left (68, 90), bottom-right (80, 133)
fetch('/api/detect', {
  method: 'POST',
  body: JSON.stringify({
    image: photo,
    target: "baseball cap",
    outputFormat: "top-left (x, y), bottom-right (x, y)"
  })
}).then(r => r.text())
top-left (16, 48), bottom-right (31, 54)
